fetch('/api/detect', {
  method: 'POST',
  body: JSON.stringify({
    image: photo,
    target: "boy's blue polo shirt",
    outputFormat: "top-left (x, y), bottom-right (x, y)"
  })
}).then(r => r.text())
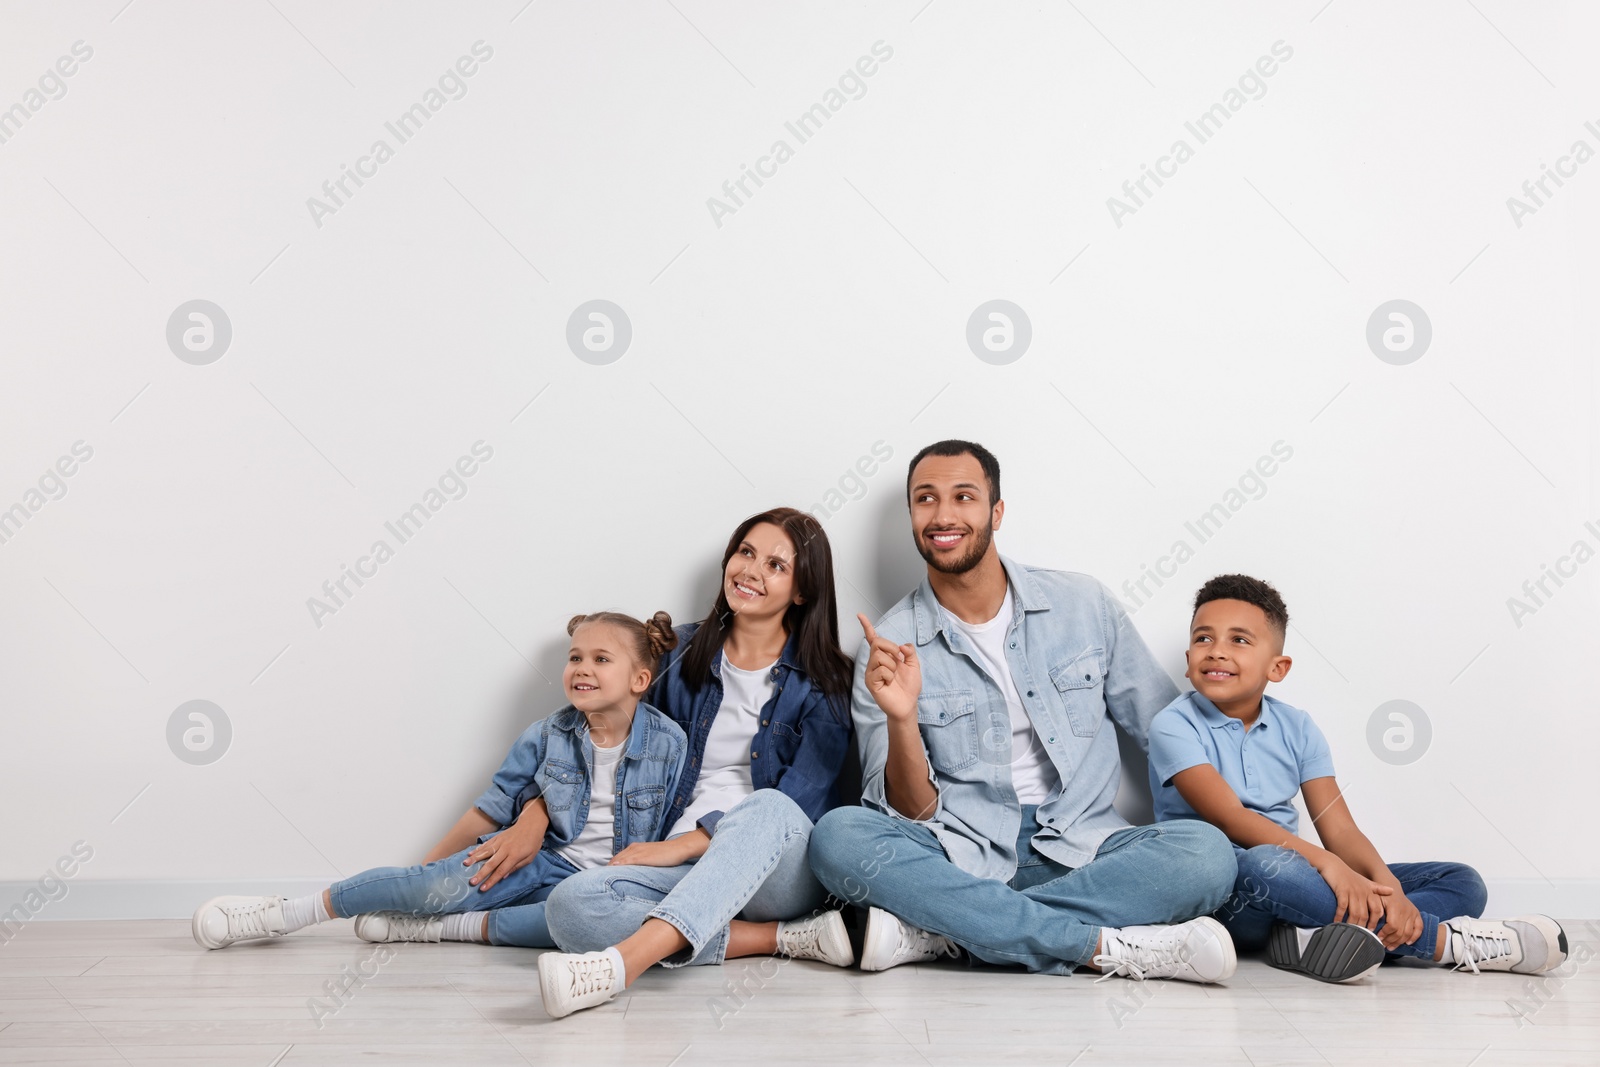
top-left (1148, 692), bottom-right (1336, 835)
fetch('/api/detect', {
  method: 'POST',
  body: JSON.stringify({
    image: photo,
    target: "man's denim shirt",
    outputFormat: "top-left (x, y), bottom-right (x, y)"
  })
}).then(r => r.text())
top-left (652, 622), bottom-right (852, 837)
top-left (472, 702), bottom-right (687, 855)
top-left (854, 557), bottom-right (1179, 881)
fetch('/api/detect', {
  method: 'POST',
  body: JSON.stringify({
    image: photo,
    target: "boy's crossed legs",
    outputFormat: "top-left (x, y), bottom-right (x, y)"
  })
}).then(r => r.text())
top-left (1222, 844), bottom-right (1566, 978)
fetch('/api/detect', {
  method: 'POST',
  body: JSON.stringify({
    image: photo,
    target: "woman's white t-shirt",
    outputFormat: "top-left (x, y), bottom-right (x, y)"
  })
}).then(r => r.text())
top-left (556, 738), bottom-right (625, 870)
top-left (667, 658), bottom-right (776, 839)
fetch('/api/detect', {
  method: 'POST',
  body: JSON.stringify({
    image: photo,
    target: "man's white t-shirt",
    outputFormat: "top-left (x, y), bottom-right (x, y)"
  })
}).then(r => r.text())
top-left (556, 738), bottom-right (624, 870)
top-left (667, 658), bottom-right (776, 839)
top-left (947, 585), bottom-right (1061, 805)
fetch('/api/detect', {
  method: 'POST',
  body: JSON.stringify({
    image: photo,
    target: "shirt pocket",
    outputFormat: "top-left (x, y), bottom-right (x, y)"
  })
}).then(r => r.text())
top-left (916, 690), bottom-right (979, 772)
top-left (538, 758), bottom-right (584, 813)
top-left (624, 785), bottom-right (666, 840)
top-left (1050, 650), bottom-right (1106, 738)
top-left (769, 719), bottom-right (804, 763)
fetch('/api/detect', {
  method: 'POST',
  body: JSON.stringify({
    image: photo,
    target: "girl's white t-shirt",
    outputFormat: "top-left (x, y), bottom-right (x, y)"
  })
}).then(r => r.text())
top-left (556, 738), bottom-right (625, 870)
top-left (667, 658), bottom-right (776, 839)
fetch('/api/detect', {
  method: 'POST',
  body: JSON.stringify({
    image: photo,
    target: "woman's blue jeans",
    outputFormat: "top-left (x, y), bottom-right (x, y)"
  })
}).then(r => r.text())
top-left (544, 789), bottom-right (826, 966)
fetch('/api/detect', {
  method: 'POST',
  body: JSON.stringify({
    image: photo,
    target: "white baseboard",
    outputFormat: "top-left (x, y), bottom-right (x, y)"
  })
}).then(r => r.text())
top-left (2, 878), bottom-right (1598, 924)
top-left (1, 880), bottom-right (332, 923)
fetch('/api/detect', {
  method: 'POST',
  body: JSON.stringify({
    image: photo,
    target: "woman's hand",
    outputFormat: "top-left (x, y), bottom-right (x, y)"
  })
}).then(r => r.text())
top-left (610, 832), bottom-right (708, 868)
top-left (1314, 854), bottom-right (1393, 929)
top-left (465, 801), bottom-right (548, 892)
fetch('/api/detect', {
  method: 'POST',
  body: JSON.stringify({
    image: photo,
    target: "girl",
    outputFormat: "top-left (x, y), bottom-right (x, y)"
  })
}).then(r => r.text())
top-left (191, 611), bottom-right (686, 951)
top-left (534, 508), bottom-right (856, 1019)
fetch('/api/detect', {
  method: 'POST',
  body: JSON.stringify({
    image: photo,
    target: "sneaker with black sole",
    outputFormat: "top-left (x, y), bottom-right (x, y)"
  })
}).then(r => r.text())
top-left (858, 907), bottom-right (961, 972)
top-left (1447, 915), bottom-right (1567, 975)
top-left (1267, 922), bottom-right (1386, 983)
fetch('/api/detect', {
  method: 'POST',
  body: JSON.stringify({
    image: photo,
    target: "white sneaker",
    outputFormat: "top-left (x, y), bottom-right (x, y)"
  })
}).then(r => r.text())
top-left (858, 907), bottom-right (960, 972)
top-left (1093, 916), bottom-right (1237, 984)
top-left (1448, 916), bottom-right (1567, 975)
top-left (775, 910), bottom-right (854, 967)
top-left (192, 895), bottom-right (288, 950)
top-left (538, 950), bottom-right (622, 1019)
top-left (354, 912), bottom-right (441, 944)
top-left (1267, 922), bottom-right (1385, 983)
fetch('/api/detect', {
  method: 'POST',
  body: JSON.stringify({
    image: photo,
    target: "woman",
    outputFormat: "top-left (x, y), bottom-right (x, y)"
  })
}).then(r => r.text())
top-left (536, 507), bottom-right (856, 1018)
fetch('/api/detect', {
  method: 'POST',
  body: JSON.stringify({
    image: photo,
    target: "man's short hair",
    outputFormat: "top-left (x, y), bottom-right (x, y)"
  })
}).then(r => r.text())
top-left (906, 439), bottom-right (1001, 505)
top-left (1193, 574), bottom-right (1289, 641)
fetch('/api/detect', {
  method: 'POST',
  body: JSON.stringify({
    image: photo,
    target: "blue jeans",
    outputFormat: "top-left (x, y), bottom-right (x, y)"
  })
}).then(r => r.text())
top-left (1219, 843), bottom-right (1488, 959)
top-left (809, 805), bottom-right (1237, 975)
top-left (544, 789), bottom-right (827, 966)
top-left (327, 842), bottom-right (579, 948)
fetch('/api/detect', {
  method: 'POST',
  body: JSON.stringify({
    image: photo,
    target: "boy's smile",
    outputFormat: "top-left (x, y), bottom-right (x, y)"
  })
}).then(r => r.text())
top-left (1185, 598), bottom-right (1292, 721)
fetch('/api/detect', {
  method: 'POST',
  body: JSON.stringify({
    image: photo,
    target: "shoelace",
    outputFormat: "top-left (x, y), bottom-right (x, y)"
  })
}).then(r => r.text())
top-left (384, 914), bottom-right (436, 941)
top-left (1091, 953), bottom-right (1144, 983)
top-left (223, 901), bottom-right (276, 940)
top-left (898, 925), bottom-right (957, 963)
top-left (1090, 934), bottom-right (1183, 983)
top-left (565, 956), bottom-right (616, 997)
top-left (1451, 924), bottom-right (1511, 975)
top-left (780, 922), bottom-right (823, 959)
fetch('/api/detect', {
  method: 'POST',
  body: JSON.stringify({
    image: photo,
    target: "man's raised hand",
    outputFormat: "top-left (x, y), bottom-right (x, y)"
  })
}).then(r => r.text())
top-left (858, 613), bottom-right (920, 722)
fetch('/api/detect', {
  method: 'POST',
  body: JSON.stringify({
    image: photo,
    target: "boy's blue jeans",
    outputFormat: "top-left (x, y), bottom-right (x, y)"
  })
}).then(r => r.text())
top-left (1220, 842), bottom-right (1488, 959)
top-left (809, 804), bottom-right (1237, 975)
top-left (327, 842), bottom-right (579, 948)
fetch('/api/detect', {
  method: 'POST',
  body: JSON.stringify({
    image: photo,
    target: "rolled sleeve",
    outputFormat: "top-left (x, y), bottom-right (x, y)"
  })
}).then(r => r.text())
top-left (1148, 707), bottom-right (1213, 788)
top-left (474, 719), bottom-right (549, 827)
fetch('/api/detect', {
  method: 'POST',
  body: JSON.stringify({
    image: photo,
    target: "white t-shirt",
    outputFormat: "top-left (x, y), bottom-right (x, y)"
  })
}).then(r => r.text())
top-left (667, 658), bottom-right (776, 839)
top-left (556, 738), bottom-right (625, 870)
top-left (947, 585), bottom-right (1061, 805)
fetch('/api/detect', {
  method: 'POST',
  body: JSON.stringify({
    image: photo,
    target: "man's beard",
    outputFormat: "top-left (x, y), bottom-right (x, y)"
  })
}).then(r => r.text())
top-left (916, 519), bottom-right (994, 575)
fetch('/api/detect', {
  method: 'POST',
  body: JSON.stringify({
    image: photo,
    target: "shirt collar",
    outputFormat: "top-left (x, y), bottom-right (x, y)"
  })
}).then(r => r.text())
top-left (912, 554), bottom-right (1048, 646)
top-left (709, 627), bottom-right (798, 680)
top-left (1190, 691), bottom-right (1274, 731)
top-left (553, 703), bottom-right (656, 759)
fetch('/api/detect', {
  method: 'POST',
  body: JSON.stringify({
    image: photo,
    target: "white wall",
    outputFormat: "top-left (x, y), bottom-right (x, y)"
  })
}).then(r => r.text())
top-left (2, 1), bottom-right (1596, 919)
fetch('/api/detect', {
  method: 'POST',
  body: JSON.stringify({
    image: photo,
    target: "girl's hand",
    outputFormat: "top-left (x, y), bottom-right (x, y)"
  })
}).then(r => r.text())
top-left (1378, 893), bottom-right (1424, 949)
top-left (1315, 855), bottom-right (1393, 929)
top-left (465, 819), bottom-right (542, 892)
top-left (610, 834), bottom-right (704, 868)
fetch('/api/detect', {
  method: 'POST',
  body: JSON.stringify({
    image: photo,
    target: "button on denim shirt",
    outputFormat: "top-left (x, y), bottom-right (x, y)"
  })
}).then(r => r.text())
top-left (472, 702), bottom-right (687, 856)
top-left (854, 557), bottom-right (1179, 881)
top-left (651, 622), bottom-right (852, 837)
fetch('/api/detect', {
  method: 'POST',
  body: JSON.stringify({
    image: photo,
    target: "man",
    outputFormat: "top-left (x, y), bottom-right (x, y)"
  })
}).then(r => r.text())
top-left (809, 439), bottom-right (1238, 981)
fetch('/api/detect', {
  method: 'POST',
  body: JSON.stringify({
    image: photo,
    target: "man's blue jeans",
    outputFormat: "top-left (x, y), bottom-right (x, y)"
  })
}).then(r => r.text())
top-left (1219, 843), bottom-right (1488, 959)
top-left (327, 843), bottom-right (579, 948)
top-left (809, 805), bottom-right (1237, 975)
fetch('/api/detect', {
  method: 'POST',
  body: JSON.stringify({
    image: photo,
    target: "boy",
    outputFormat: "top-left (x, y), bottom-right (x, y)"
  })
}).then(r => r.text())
top-left (1148, 574), bottom-right (1567, 983)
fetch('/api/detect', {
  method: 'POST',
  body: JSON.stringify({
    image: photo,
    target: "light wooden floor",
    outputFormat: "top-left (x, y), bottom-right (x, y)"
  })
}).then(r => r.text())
top-left (0, 919), bottom-right (1594, 1065)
